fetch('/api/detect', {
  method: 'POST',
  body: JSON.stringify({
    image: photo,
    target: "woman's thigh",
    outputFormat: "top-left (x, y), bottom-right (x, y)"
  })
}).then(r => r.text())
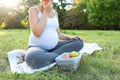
top-left (25, 47), bottom-right (59, 69)
top-left (48, 40), bottom-right (78, 51)
top-left (50, 40), bottom-right (83, 55)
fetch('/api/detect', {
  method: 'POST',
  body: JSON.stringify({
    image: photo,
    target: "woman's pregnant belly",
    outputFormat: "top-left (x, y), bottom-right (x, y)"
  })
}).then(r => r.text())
top-left (29, 29), bottom-right (59, 49)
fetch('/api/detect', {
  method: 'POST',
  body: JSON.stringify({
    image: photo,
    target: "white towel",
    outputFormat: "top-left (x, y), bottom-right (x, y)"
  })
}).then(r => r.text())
top-left (80, 43), bottom-right (102, 55)
top-left (7, 43), bottom-right (102, 74)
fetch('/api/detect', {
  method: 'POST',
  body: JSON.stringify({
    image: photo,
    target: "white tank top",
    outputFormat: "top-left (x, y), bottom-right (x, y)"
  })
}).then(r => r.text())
top-left (28, 7), bottom-right (59, 49)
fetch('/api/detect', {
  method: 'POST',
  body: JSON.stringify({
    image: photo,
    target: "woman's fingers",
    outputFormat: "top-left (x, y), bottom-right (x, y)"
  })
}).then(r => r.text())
top-left (70, 36), bottom-right (78, 40)
top-left (43, 1), bottom-right (51, 6)
top-left (76, 36), bottom-right (83, 41)
top-left (71, 36), bottom-right (83, 41)
top-left (43, 1), bottom-right (52, 12)
top-left (70, 36), bottom-right (83, 41)
top-left (74, 37), bottom-right (79, 40)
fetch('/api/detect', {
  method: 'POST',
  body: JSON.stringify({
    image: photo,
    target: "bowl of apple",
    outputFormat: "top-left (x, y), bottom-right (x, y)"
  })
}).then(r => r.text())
top-left (55, 51), bottom-right (83, 71)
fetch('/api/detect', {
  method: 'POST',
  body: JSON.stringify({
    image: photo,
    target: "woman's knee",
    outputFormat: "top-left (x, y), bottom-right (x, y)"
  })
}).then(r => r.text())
top-left (25, 47), bottom-right (45, 69)
top-left (25, 47), bottom-right (58, 69)
top-left (74, 40), bottom-right (84, 50)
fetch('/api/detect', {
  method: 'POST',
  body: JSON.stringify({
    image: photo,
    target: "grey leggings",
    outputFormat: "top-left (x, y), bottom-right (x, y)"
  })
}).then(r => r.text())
top-left (25, 40), bottom-right (83, 69)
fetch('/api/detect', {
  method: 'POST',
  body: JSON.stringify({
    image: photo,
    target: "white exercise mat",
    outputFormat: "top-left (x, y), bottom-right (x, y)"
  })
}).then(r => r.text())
top-left (7, 43), bottom-right (102, 74)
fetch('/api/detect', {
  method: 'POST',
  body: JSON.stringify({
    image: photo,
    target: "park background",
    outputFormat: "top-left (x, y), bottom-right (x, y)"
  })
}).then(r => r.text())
top-left (0, 0), bottom-right (120, 30)
top-left (0, 0), bottom-right (120, 80)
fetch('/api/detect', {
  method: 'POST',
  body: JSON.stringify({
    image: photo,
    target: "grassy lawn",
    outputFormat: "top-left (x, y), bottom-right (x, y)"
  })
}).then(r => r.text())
top-left (0, 29), bottom-right (120, 80)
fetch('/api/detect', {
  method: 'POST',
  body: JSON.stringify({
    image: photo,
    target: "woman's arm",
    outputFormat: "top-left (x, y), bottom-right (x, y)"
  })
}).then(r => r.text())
top-left (55, 11), bottom-right (82, 40)
top-left (56, 27), bottom-right (70, 40)
top-left (56, 27), bottom-right (82, 40)
top-left (54, 11), bottom-right (71, 40)
top-left (29, 2), bottom-right (52, 37)
top-left (29, 7), bottom-right (48, 37)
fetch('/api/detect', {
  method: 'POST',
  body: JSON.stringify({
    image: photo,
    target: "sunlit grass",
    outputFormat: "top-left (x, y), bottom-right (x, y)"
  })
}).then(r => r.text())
top-left (0, 29), bottom-right (120, 80)
top-left (0, 32), bottom-right (6, 36)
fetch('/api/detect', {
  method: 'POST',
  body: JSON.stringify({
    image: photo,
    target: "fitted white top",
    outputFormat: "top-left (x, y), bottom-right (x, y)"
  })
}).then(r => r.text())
top-left (28, 7), bottom-right (59, 49)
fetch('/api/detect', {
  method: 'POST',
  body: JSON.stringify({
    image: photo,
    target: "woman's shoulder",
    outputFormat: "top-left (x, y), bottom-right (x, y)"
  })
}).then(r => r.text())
top-left (29, 5), bottom-right (38, 13)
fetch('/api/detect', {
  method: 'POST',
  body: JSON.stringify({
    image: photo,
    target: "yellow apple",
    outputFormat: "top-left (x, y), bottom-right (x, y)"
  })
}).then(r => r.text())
top-left (70, 51), bottom-right (79, 58)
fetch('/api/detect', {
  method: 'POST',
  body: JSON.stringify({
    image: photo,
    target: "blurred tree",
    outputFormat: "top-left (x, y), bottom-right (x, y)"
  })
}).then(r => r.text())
top-left (0, 6), bottom-right (9, 29)
top-left (87, 0), bottom-right (119, 30)
top-left (0, 0), bottom-right (73, 29)
top-left (53, 0), bottom-right (67, 27)
top-left (5, 6), bottom-right (28, 29)
top-left (0, 0), bottom-right (40, 29)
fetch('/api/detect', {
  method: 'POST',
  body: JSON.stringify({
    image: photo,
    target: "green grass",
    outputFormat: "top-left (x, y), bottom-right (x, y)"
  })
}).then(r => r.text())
top-left (0, 29), bottom-right (120, 80)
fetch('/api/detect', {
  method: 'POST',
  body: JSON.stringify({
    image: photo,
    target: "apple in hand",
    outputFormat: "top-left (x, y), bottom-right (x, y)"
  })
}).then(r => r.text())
top-left (44, 0), bottom-right (50, 5)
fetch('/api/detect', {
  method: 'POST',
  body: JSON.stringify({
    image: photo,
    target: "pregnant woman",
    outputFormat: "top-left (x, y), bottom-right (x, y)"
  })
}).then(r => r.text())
top-left (25, 0), bottom-right (84, 69)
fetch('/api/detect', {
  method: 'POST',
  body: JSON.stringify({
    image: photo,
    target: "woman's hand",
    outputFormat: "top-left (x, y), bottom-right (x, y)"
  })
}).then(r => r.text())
top-left (42, 1), bottom-right (52, 13)
top-left (69, 36), bottom-right (83, 41)
top-left (57, 28), bottom-right (83, 41)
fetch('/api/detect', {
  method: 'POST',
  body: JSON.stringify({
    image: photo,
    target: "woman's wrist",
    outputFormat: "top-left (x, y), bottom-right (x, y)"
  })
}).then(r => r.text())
top-left (43, 10), bottom-right (48, 15)
top-left (42, 10), bottom-right (49, 19)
